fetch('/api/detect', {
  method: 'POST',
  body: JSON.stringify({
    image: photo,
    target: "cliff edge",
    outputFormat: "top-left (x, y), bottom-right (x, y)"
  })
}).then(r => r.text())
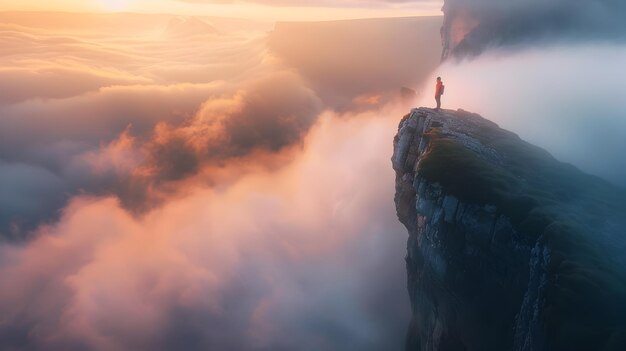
top-left (393, 107), bottom-right (626, 351)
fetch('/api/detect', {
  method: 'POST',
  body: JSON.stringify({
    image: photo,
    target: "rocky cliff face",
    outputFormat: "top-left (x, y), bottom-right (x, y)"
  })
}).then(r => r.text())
top-left (393, 108), bottom-right (626, 351)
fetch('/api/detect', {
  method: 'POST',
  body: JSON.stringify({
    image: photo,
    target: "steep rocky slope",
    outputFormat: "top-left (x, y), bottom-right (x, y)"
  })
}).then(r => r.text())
top-left (393, 107), bottom-right (626, 351)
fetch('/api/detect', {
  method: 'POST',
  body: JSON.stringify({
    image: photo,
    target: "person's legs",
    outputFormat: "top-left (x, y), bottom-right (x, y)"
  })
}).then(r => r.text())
top-left (435, 95), bottom-right (441, 110)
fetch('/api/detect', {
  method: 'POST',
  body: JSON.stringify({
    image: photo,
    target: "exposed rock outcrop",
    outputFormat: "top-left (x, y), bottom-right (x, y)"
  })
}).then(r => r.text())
top-left (393, 107), bottom-right (626, 350)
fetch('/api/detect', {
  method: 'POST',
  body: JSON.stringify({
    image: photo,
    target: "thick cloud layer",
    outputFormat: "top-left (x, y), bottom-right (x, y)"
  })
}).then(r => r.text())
top-left (0, 73), bottom-right (323, 234)
top-left (0, 12), bottom-right (440, 238)
top-left (0, 14), bottom-right (305, 236)
top-left (0, 11), bottom-right (444, 351)
top-left (0, 110), bottom-right (411, 351)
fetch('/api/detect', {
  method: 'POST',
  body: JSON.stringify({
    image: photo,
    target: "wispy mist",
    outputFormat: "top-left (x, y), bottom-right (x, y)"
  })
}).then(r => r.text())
top-left (419, 43), bottom-right (626, 188)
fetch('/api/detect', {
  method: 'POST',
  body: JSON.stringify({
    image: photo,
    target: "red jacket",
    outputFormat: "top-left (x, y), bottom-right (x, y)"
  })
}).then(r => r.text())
top-left (435, 81), bottom-right (444, 97)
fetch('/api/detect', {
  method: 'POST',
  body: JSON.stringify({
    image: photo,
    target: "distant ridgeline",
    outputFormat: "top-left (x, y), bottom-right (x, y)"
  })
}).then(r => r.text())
top-left (392, 108), bottom-right (626, 351)
top-left (440, 0), bottom-right (626, 59)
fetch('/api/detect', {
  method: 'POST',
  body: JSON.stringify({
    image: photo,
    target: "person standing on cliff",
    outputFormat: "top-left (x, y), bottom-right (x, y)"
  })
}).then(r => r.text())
top-left (435, 77), bottom-right (444, 111)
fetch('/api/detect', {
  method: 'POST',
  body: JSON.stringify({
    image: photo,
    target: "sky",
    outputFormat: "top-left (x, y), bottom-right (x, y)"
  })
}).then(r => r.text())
top-left (0, 0), bottom-right (443, 21)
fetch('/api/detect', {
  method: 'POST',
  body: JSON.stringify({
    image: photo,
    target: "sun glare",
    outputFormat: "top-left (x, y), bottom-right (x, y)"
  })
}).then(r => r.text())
top-left (98, 0), bottom-right (129, 12)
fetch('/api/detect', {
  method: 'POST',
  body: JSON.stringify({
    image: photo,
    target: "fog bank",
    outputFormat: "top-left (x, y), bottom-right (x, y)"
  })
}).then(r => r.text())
top-left (419, 44), bottom-right (626, 188)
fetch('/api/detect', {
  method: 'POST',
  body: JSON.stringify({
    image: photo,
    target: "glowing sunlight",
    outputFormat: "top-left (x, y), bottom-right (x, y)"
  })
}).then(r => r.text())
top-left (97, 0), bottom-right (131, 12)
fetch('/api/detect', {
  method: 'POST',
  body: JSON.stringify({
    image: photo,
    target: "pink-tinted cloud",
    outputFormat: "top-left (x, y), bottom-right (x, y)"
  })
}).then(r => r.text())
top-left (0, 109), bottom-right (410, 350)
top-left (176, 0), bottom-right (440, 7)
top-left (0, 12), bottom-right (443, 349)
top-left (0, 12), bottom-right (440, 236)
